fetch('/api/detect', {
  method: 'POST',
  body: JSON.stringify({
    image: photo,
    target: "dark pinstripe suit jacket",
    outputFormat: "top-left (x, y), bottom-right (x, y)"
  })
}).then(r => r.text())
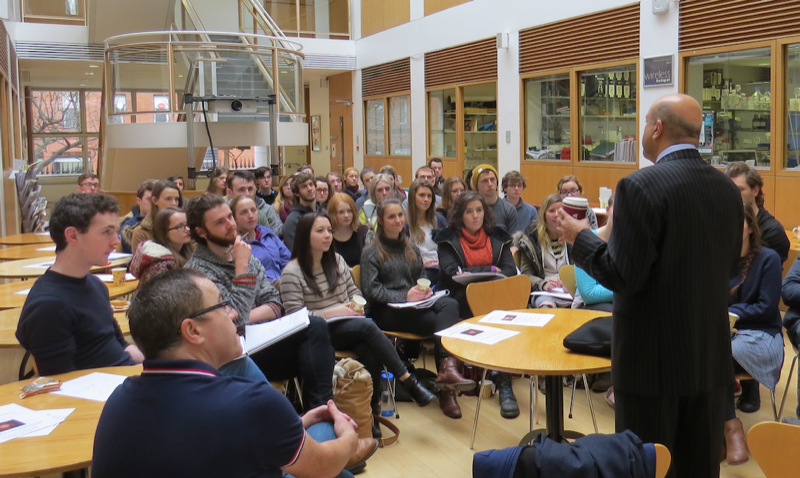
top-left (571, 148), bottom-right (744, 396)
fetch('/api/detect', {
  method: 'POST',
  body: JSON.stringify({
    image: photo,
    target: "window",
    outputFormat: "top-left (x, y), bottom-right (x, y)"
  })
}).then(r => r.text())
top-left (786, 44), bottom-right (800, 169)
top-left (365, 95), bottom-right (411, 157)
top-left (365, 98), bottom-right (385, 155)
top-left (524, 74), bottom-right (570, 161)
top-left (428, 88), bottom-right (456, 158)
top-left (578, 65), bottom-right (637, 163)
top-left (389, 96), bottom-right (410, 155)
top-left (463, 83), bottom-right (497, 172)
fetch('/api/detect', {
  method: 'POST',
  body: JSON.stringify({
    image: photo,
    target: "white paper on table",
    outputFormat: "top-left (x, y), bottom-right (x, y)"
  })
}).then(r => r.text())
top-left (388, 290), bottom-right (450, 309)
top-left (52, 372), bottom-right (127, 402)
top-left (22, 260), bottom-right (54, 269)
top-left (13, 288), bottom-right (31, 296)
top-left (435, 322), bottom-right (520, 345)
top-left (21, 408), bottom-right (75, 437)
top-left (0, 403), bottom-right (62, 444)
top-left (34, 246), bottom-right (57, 252)
top-left (530, 287), bottom-right (573, 301)
top-left (34, 232), bottom-right (50, 236)
top-left (107, 253), bottom-right (132, 260)
top-left (95, 273), bottom-right (136, 283)
top-left (478, 310), bottom-right (555, 327)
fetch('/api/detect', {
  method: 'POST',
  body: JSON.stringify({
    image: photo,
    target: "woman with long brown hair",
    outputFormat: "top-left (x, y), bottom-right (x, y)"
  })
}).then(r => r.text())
top-left (329, 193), bottom-right (369, 267)
top-left (205, 167), bottom-right (228, 196)
top-left (129, 207), bottom-right (193, 283)
top-left (274, 174), bottom-right (294, 222)
top-left (130, 180), bottom-right (183, 253)
top-left (436, 176), bottom-right (466, 217)
top-left (406, 179), bottom-right (446, 284)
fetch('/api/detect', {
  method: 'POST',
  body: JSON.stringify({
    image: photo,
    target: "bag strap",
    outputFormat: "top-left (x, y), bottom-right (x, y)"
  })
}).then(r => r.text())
top-left (372, 415), bottom-right (400, 447)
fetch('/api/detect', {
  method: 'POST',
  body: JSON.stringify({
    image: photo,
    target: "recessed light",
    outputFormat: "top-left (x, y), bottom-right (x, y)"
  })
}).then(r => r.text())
top-left (177, 75), bottom-right (184, 78)
top-left (80, 84), bottom-right (87, 87)
top-left (88, 64), bottom-right (100, 69)
top-left (85, 72), bottom-right (94, 76)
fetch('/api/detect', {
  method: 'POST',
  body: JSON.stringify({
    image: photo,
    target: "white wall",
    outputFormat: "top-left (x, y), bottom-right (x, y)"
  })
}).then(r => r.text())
top-left (6, 22), bottom-right (88, 43)
top-left (185, 0), bottom-right (239, 32)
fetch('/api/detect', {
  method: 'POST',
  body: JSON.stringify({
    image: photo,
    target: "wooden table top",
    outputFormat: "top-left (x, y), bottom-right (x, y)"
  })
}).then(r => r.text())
top-left (0, 256), bottom-right (131, 279)
top-left (0, 278), bottom-right (138, 310)
top-left (0, 244), bottom-right (58, 261)
top-left (0, 365), bottom-right (142, 477)
top-left (789, 229), bottom-right (800, 252)
top-left (0, 308), bottom-right (129, 348)
top-left (0, 233), bottom-right (53, 246)
top-left (442, 308), bottom-right (612, 376)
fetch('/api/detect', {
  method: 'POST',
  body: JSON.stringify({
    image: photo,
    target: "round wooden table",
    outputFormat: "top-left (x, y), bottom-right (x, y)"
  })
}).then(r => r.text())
top-left (0, 256), bottom-right (132, 280)
top-left (0, 278), bottom-right (138, 310)
top-left (0, 244), bottom-right (58, 262)
top-left (0, 308), bottom-right (130, 348)
top-left (0, 233), bottom-right (53, 246)
top-left (442, 309), bottom-right (611, 445)
top-left (0, 365), bottom-right (142, 477)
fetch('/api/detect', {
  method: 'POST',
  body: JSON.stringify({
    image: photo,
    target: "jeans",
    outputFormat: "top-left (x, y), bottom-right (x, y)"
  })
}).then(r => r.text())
top-left (283, 423), bottom-right (354, 478)
top-left (218, 355), bottom-right (269, 382)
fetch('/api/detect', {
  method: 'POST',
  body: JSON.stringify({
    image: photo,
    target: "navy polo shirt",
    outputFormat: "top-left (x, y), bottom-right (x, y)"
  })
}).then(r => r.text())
top-left (92, 359), bottom-right (305, 478)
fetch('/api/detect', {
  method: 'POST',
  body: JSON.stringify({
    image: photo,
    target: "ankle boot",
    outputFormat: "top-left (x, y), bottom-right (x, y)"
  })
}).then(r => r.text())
top-left (737, 379), bottom-right (761, 413)
top-left (724, 418), bottom-right (749, 465)
top-left (435, 357), bottom-right (476, 391)
top-left (439, 389), bottom-right (462, 419)
top-left (344, 437), bottom-right (379, 474)
top-left (400, 373), bottom-right (436, 407)
top-left (497, 372), bottom-right (520, 419)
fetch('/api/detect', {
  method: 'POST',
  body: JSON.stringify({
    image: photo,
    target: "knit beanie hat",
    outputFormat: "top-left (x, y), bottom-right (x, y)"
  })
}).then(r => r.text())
top-left (471, 164), bottom-right (498, 190)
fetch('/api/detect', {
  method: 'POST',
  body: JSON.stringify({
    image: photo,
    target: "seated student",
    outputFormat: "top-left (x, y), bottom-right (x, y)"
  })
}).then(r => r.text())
top-left (316, 176), bottom-right (331, 212)
top-left (357, 173), bottom-right (394, 229)
top-left (327, 172), bottom-right (344, 194)
top-left (355, 167), bottom-right (376, 211)
top-left (275, 174), bottom-right (295, 222)
top-left (435, 176), bottom-right (466, 218)
top-left (281, 212), bottom-right (436, 433)
top-left (226, 170), bottom-right (283, 236)
top-left (231, 194), bottom-right (290, 283)
top-left (472, 164), bottom-right (518, 234)
top-left (16, 194), bottom-right (144, 375)
top-left (435, 191), bottom-right (519, 419)
top-left (360, 197), bottom-right (474, 419)
top-left (557, 175), bottom-right (598, 230)
top-left (184, 194), bottom-right (334, 407)
top-left (205, 167), bottom-right (228, 196)
top-left (782, 250), bottom-right (800, 426)
top-left (129, 207), bottom-right (193, 284)
top-left (167, 175), bottom-right (184, 191)
top-left (254, 166), bottom-right (279, 205)
top-left (572, 195), bottom-right (615, 313)
top-left (298, 164), bottom-right (315, 176)
top-left (92, 268), bottom-right (360, 478)
top-left (120, 179), bottom-right (155, 253)
top-left (329, 193), bottom-right (369, 268)
top-left (130, 180), bottom-right (183, 254)
top-left (401, 166), bottom-right (443, 210)
top-left (516, 194), bottom-right (573, 308)
top-left (284, 171), bottom-right (318, 252)
top-left (379, 165), bottom-right (407, 200)
top-left (502, 171), bottom-right (538, 232)
top-left (406, 179), bottom-right (446, 285)
top-left (429, 157), bottom-right (445, 194)
top-left (77, 172), bottom-right (100, 194)
top-left (343, 167), bottom-right (364, 203)
top-left (722, 205), bottom-right (784, 465)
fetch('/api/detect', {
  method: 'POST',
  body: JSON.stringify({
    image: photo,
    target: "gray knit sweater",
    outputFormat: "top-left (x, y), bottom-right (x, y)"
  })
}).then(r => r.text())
top-left (185, 243), bottom-right (282, 330)
top-left (360, 237), bottom-right (425, 305)
top-left (280, 254), bottom-right (359, 316)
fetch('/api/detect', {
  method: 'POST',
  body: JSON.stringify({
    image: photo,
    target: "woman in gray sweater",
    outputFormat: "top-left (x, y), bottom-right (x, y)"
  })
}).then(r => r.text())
top-left (360, 198), bottom-right (474, 419)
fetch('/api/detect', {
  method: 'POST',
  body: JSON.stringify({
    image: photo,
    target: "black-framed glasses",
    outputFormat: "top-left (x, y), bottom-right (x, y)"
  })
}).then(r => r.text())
top-left (178, 300), bottom-right (233, 334)
top-left (168, 223), bottom-right (189, 232)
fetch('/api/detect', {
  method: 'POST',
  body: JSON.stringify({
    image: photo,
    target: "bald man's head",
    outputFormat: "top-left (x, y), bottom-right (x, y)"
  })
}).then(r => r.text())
top-left (643, 94), bottom-right (703, 161)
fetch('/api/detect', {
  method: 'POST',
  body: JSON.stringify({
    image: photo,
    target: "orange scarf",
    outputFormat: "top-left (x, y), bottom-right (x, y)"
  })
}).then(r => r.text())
top-left (459, 228), bottom-right (493, 267)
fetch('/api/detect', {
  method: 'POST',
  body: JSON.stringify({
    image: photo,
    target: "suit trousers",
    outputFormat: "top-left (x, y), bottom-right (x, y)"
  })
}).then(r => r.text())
top-left (615, 387), bottom-right (726, 478)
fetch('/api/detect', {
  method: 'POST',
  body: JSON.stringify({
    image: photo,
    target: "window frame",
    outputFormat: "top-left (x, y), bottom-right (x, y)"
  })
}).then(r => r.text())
top-left (363, 91), bottom-right (412, 161)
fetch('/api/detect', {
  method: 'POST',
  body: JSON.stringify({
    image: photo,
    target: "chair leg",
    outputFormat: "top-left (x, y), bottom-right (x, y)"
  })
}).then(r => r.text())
top-left (582, 374), bottom-right (598, 433)
top-left (293, 377), bottom-right (303, 409)
top-left (770, 390), bottom-right (778, 422)
top-left (568, 375), bottom-right (577, 419)
top-left (532, 375), bottom-right (539, 425)
top-left (470, 368), bottom-right (489, 450)
top-left (778, 354), bottom-right (797, 421)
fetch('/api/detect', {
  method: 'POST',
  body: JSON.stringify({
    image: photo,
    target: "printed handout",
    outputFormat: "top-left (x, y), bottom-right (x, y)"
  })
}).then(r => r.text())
top-left (435, 323), bottom-right (520, 345)
top-left (478, 310), bottom-right (555, 327)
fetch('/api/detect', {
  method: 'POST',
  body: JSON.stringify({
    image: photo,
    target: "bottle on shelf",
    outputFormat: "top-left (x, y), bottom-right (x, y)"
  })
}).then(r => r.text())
top-left (615, 72), bottom-right (623, 99)
top-left (752, 87), bottom-right (762, 111)
top-left (608, 74), bottom-right (616, 99)
top-left (763, 88), bottom-right (771, 111)
top-left (596, 75), bottom-right (605, 97)
top-left (580, 76), bottom-right (586, 98)
top-left (623, 72), bottom-right (631, 99)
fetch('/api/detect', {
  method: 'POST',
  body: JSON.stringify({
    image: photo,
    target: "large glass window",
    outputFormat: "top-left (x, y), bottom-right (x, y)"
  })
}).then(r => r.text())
top-left (786, 44), bottom-right (800, 169)
top-left (463, 82), bottom-right (497, 172)
top-left (263, 0), bottom-right (349, 39)
top-left (579, 65), bottom-right (637, 163)
top-left (365, 95), bottom-right (411, 157)
top-left (428, 88), bottom-right (456, 158)
top-left (687, 47), bottom-right (771, 168)
top-left (524, 74), bottom-right (570, 161)
top-left (365, 99), bottom-right (385, 155)
top-left (389, 96), bottom-right (411, 155)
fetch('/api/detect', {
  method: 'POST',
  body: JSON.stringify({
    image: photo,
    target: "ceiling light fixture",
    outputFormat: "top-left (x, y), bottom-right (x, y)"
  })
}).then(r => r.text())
top-left (88, 64), bottom-right (100, 69)
top-left (85, 72), bottom-right (94, 76)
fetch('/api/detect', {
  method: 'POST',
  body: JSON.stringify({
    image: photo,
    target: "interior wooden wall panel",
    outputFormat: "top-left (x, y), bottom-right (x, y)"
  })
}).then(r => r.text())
top-left (362, 59), bottom-right (410, 98)
top-left (774, 176), bottom-right (800, 229)
top-left (425, 38), bottom-right (497, 89)
top-left (760, 174), bottom-right (776, 218)
top-left (360, 0), bottom-right (410, 38)
top-left (440, 159), bottom-right (462, 183)
top-left (424, 0), bottom-right (471, 16)
top-left (329, 72), bottom-right (354, 170)
top-left (106, 190), bottom-right (205, 217)
top-left (364, 156), bottom-right (412, 189)
top-left (3, 177), bottom-right (19, 236)
top-left (680, 0), bottom-right (800, 51)
top-left (520, 163), bottom-right (573, 205)
top-left (576, 167), bottom-right (633, 204)
top-left (519, 3), bottom-right (639, 75)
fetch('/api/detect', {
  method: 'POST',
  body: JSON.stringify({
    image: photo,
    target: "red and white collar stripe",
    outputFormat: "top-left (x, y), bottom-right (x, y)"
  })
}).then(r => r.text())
top-left (142, 368), bottom-right (217, 377)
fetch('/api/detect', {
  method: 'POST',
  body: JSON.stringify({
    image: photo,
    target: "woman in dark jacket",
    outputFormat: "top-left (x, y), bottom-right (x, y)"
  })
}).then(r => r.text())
top-left (436, 191), bottom-right (519, 419)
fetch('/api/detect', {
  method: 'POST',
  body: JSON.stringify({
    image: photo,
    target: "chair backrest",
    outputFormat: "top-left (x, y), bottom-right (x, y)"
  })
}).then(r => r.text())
top-left (559, 265), bottom-right (577, 297)
top-left (466, 274), bottom-right (531, 316)
top-left (512, 250), bottom-right (522, 268)
top-left (351, 265), bottom-right (361, 289)
top-left (654, 444), bottom-right (671, 478)
top-left (748, 421), bottom-right (800, 478)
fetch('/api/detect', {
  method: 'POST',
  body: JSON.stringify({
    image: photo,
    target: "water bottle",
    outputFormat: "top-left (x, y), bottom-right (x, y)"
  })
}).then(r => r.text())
top-left (380, 371), bottom-right (394, 417)
top-left (763, 88), bottom-right (771, 111)
top-left (752, 87), bottom-right (762, 111)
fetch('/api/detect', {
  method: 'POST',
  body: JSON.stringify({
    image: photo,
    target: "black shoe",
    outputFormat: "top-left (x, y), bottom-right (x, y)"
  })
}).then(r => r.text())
top-left (736, 379), bottom-right (761, 413)
top-left (401, 373), bottom-right (436, 407)
top-left (372, 419), bottom-right (382, 439)
top-left (497, 373), bottom-right (520, 419)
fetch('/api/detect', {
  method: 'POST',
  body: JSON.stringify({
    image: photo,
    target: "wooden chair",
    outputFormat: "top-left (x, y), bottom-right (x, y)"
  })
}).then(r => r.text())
top-left (748, 421), bottom-right (800, 478)
top-left (351, 265), bottom-right (361, 289)
top-left (654, 444), bottom-right (671, 478)
top-left (558, 264), bottom-right (577, 297)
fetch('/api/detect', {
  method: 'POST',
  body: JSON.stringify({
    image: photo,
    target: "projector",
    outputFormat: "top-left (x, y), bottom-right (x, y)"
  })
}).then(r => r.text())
top-left (208, 99), bottom-right (257, 114)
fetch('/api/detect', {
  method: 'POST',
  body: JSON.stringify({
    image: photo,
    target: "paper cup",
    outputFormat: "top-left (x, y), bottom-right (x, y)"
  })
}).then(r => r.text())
top-left (417, 278), bottom-right (431, 291)
top-left (350, 295), bottom-right (366, 312)
top-left (481, 380), bottom-right (494, 399)
top-left (729, 312), bottom-right (739, 331)
top-left (793, 226), bottom-right (800, 239)
top-left (562, 197), bottom-right (589, 220)
top-left (111, 267), bottom-right (127, 285)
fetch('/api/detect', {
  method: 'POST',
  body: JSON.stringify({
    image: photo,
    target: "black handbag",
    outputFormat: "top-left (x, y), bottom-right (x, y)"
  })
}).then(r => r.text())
top-left (563, 316), bottom-right (613, 357)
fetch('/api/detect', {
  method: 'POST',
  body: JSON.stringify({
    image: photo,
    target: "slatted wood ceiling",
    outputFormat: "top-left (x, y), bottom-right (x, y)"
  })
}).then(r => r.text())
top-left (519, 3), bottom-right (639, 75)
top-left (680, 0), bottom-right (800, 51)
top-left (362, 58), bottom-right (410, 98)
top-left (425, 37), bottom-right (496, 88)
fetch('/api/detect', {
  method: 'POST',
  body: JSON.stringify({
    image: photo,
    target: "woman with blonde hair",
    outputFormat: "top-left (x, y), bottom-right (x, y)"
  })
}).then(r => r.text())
top-left (436, 176), bottom-right (467, 217)
top-left (406, 179), bottom-right (446, 284)
top-left (329, 193), bottom-right (369, 267)
top-left (274, 174), bottom-right (294, 222)
top-left (205, 167), bottom-right (228, 196)
top-left (343, 167), bottom-right (363, 203)
top-left (357, 173), bottom-right (395, 228)
top-left (379, 165), bottom-right (407, 200)
top-left (129, 207), bottom-right (193, 283)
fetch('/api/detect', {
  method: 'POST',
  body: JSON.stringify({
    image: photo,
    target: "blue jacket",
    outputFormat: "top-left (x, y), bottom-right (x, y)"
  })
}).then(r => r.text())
top-left (575, 230), bottom-right (613, 305)
top-left (782, 253), bottom-right (800, 334)
top-left (729, 247), bottom-right (782, 335)
top-left (247, 225), bottom-right (291, 282)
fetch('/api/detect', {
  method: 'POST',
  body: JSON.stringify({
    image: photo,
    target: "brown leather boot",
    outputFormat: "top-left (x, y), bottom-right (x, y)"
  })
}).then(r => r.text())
top-left (439, 389), bottom-right (462, 419)
top-left (724, 418), bottom-right (749, 465)
top-left (435, 357), bottom-right (476, 391)
top-left (344, 438), bottom-right (379, 474)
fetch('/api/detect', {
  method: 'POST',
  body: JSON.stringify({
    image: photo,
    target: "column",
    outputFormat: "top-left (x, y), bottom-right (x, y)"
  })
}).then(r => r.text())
top-left (496, 30), bottom-right (521, 179)
top-left (411, 54), bottom-right (427, 172)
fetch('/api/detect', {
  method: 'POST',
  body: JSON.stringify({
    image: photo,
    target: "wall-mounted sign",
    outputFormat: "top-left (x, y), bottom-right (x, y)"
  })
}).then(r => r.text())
top-left (643, 55), bottom-right (673, 87)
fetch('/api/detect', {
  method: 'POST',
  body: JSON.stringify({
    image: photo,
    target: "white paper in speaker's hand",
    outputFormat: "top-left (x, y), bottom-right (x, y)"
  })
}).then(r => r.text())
top-left (20, 408), bottom-right (75, 437)
top-left (530, 288), bottom-right (573, 300)
top-left (34, 246), bottom-right (57, 252)
top-left (0, 403), bottom-right (62, 444)
top-left (478, 310), bottom-right (555, 327)
top-left (435, 323), bottom-right (520, 345)
top-left (52, 372), bottom-right (127, 402)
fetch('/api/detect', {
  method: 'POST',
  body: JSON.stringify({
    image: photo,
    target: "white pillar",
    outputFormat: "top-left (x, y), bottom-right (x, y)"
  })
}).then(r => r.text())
top-left (410, 0), bottom-right (424, 21)
top-left (314, 0), bottom-right (330, 39)
top-left (352, 69), bottom-right (364, 169)
top-left (497, 30), bottom-right (521, 178)
top-left (411, 54), bottom-right (427, 172)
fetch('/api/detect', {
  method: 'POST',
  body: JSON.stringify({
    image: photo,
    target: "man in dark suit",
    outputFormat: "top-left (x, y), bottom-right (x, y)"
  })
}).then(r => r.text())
top-left (557, 94), bottom-right (743, 478)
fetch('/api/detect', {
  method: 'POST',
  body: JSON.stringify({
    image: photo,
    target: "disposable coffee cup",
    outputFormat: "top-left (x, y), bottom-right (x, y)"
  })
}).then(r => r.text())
top-left (481, 380), bottom-right (494, 399)
top-left (562, 197), bottom-right (589, 220)
top-left (417, 278), bottom-right (431, 291)
top-left (729, 312), bottom-right (740, 331)
top-left (350, 295), bottom-right (366, 312)
top-left (111, 267), bottom-right (127, 285)
top-left (792, 226), bottom-right (800, 239)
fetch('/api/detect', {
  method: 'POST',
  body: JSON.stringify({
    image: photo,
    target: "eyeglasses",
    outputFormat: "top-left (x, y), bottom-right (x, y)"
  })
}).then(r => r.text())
top-left (559, 189), bottom-right (580, 196)
top-left (178, 300), bottom-right (233, 334)
top-left (168, 223), bottom-right (189, 232)
top-left (81, 182), bottom-right (100, 189)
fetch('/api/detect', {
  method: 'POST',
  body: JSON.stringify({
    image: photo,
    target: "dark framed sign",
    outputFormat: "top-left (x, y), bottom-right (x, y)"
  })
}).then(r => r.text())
top-left (643, 55), bottom-right (673, 87)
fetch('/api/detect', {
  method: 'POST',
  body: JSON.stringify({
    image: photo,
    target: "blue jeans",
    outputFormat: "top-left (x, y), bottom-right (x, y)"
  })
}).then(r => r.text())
top-left (283, 423), bottom-right (354, 478)
top-left (218, 355), bottom-right (269, 382)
